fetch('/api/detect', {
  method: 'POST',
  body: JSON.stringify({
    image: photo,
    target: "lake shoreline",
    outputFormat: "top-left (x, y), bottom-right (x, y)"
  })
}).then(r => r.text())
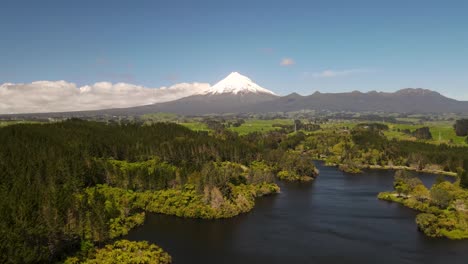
top-left (125, 163), bottom-right (468, 263)
top-left (378, 191), bottom-right (468, 240)
top-left (316, 159), bottom-right (457, 176)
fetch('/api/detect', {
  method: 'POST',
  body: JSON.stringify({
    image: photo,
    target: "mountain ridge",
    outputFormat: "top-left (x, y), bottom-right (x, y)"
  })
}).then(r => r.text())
top-left (120, 86), bottom-right (467, 115)
top-left (1, 72), bottom-right (467, 117)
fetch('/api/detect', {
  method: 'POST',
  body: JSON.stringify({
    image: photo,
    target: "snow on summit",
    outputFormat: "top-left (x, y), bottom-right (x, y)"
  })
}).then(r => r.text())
top-left (204, 72), bottom-right (276, 95)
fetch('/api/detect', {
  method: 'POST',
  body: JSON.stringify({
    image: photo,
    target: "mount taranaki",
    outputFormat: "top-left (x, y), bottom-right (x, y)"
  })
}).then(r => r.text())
top-left (5, 72), bottom-right (468, 117)
top-left (105, 72), bottom-right (468, 115)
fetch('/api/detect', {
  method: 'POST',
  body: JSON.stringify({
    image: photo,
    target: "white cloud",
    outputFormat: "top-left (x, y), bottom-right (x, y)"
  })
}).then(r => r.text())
top-left (308, 69), bottom-right (371, 78)
top-left (280, 58), bottom-right (295, 66)
top-left (0, 81), bottom-right (211, 114)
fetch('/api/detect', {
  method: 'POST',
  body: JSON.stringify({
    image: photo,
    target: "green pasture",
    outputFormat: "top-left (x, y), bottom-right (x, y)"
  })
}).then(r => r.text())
top-left (228, 119), bottom-right (293, 135)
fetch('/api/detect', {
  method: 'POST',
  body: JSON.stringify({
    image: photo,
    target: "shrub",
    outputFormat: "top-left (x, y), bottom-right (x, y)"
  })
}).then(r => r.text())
top-left (65, 240), bottom-right (171, 264)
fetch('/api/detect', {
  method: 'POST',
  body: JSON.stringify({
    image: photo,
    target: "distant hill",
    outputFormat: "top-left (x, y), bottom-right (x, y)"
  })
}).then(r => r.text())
top-left (241, 88), bottom-right (468, 114)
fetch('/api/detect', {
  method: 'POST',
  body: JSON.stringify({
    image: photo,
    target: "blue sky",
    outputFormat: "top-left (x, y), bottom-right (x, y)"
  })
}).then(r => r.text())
top-left (1, 0), bottom-right (468, 99)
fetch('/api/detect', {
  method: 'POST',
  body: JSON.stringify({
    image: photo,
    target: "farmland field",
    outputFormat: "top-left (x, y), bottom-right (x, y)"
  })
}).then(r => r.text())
top-left (228, 119), bottom-right (293, 135)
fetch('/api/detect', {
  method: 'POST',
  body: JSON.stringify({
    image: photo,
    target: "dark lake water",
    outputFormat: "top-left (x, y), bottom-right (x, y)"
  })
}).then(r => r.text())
top-left (126, 162), bottom-right (468, 264)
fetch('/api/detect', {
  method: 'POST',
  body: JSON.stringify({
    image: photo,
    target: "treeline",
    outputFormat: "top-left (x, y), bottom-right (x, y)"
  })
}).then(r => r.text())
top-left (454, 119), bottom-right (468, 136)
top-left (272, 120), bottom-right (321, 132)
top-left (0, 119), bottom-right (316, 263)
top-left (305, 124), bottom-right (468, 173)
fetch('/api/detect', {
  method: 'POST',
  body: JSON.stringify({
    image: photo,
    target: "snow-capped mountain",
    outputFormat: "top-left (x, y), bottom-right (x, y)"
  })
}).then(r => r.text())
top-left (102, 72), bottom-right (279, 115)
top-left (203, 72), bottom-right (276, 95)
top-left (7, 72), bottom-right (468, 117)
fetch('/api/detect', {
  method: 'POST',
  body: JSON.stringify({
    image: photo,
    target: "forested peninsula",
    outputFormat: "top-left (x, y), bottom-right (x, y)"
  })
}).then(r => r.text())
top-left (0, 120), bottom-right (316, 263)
top-left (379, 170), bottom-right (468, 239)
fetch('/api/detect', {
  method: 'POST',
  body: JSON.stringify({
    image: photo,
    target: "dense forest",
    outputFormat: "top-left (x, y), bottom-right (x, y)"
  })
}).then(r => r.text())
top-left (0, 119), bottom-right (317, 263)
